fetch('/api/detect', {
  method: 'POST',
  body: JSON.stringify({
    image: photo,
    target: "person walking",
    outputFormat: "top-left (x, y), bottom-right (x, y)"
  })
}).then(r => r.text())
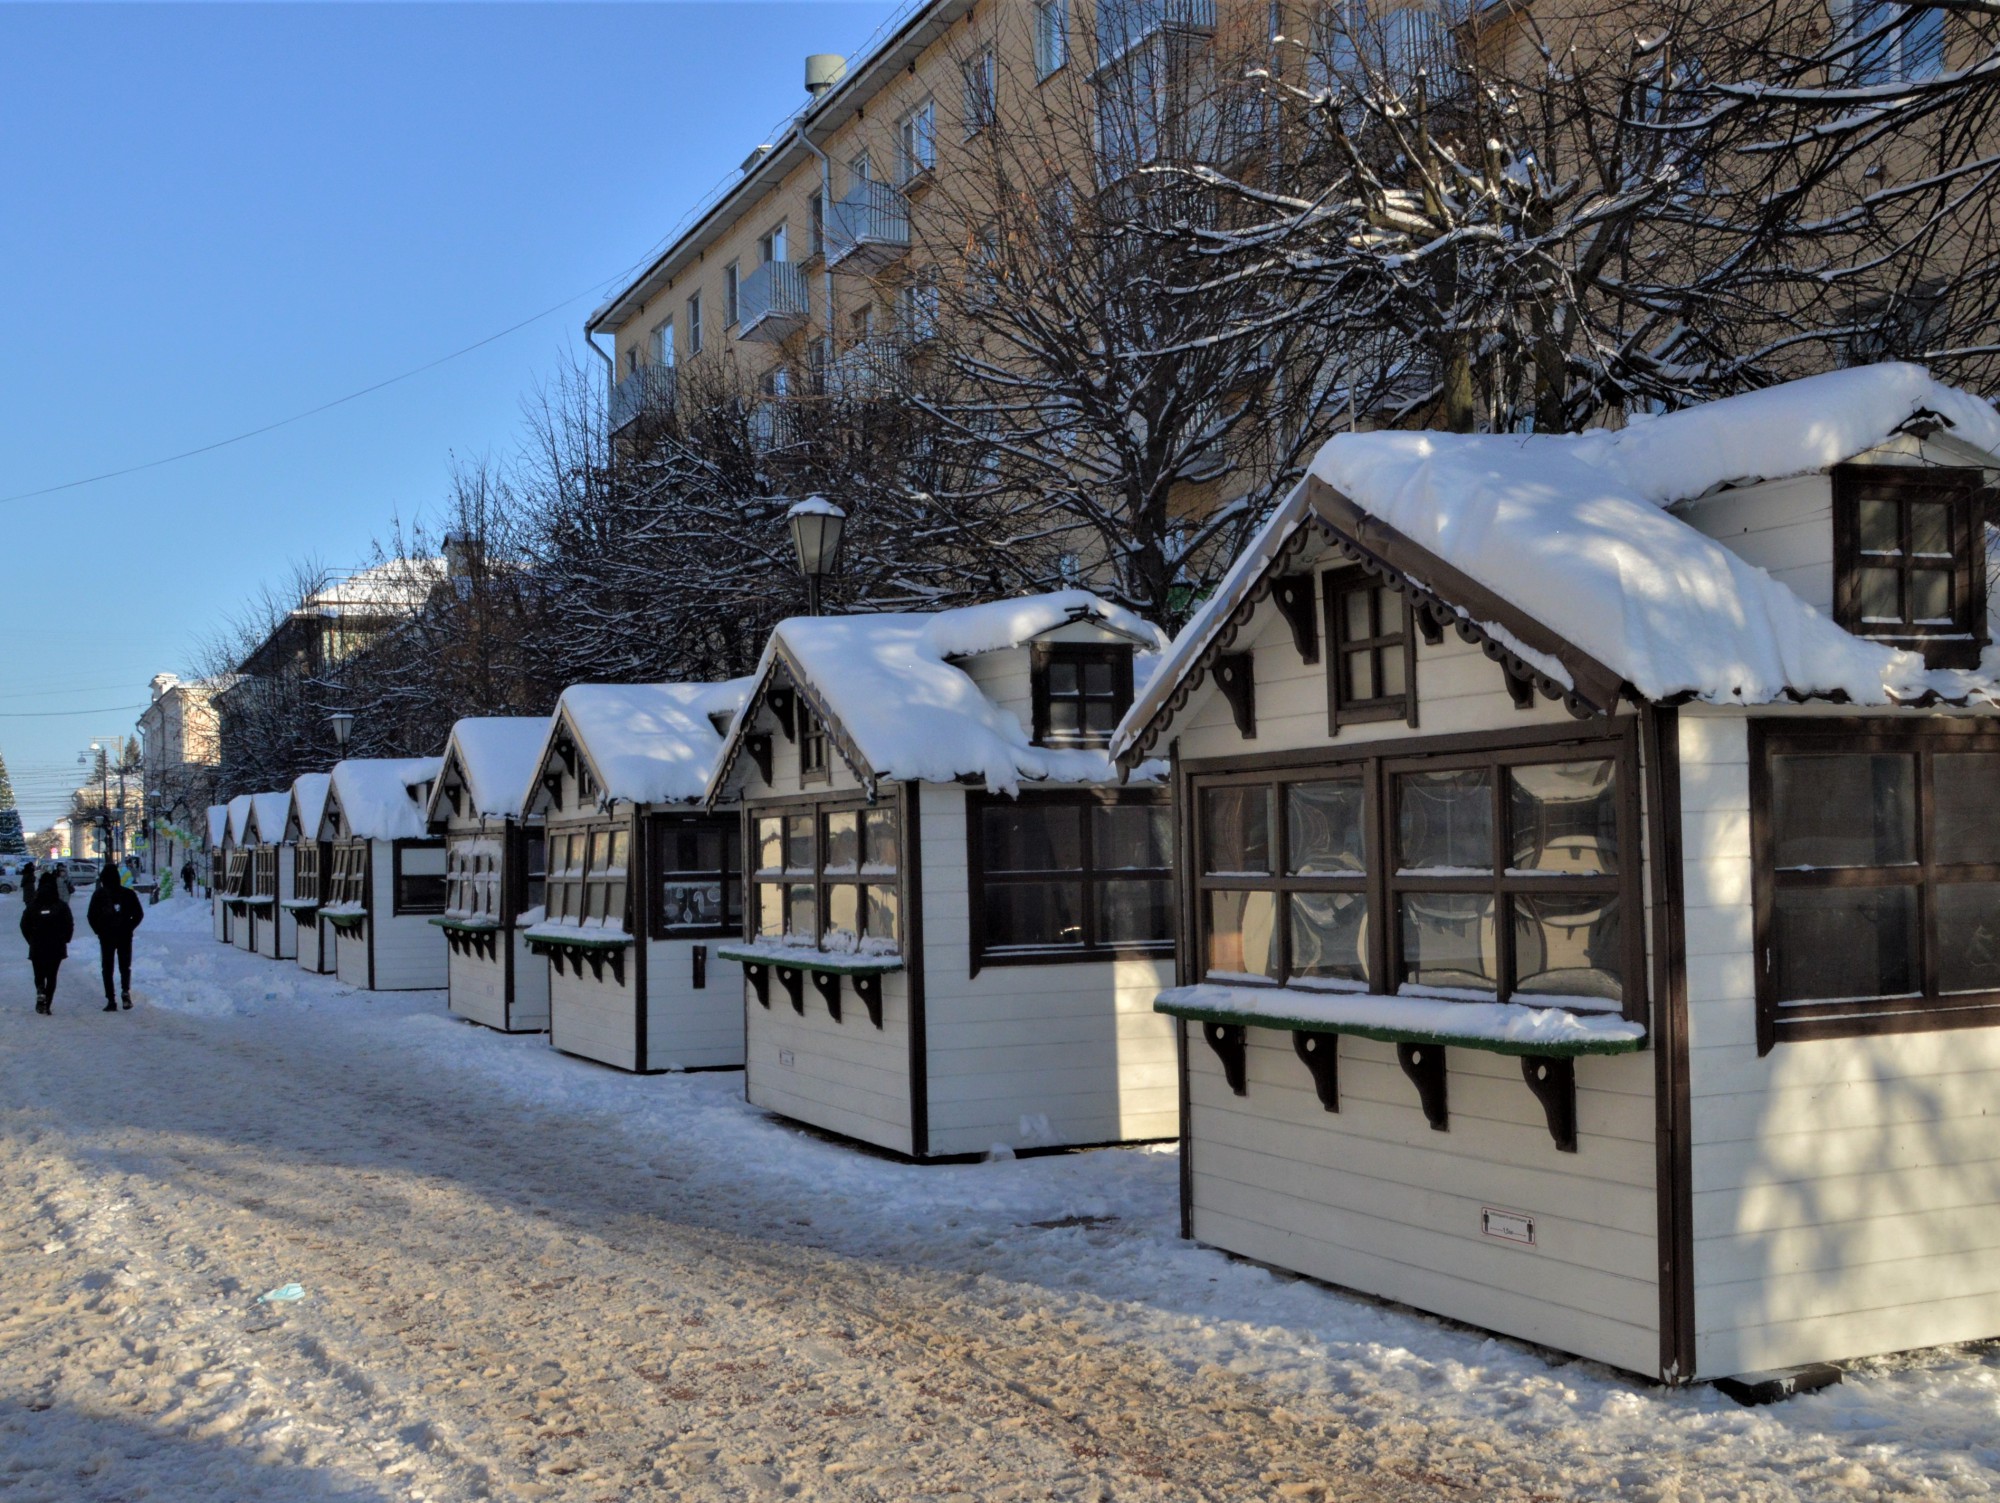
top-left (179, 859), bottom-right (195, 898)
top-left (17, 858), bottom-right (34, 900)
top-left (20, 873), bottom-right (73, 1014)
top-left (87, 864), bottom-right (143, 1011)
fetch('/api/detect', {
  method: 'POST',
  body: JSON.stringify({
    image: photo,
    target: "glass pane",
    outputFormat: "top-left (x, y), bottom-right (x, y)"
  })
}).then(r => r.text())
top-left (604, 882), bottom-right (627, 925)
top-left (983, 802), bottom-right (1081, 873)
top-left (1048, 698), bottom-right (1083, 736)
top-left (1398, 768), bottom-right (1494, 872)
top-left (865, 886), bottom-right (900, 946)
top-left (1374, 587), bottom-right (1398, 631)
top-left (1204, 889), bottom-right (1278, 980)
top-left (985, 881), bottom-right (1083, 948)
top-left (1937, 883), bottom-right (2000, 995)
top-left (1344, 649), bottom-right (1375, 702)
top-left (1514, 895), bottom-right (1622, 1002)
top-left (1096, 803), bottom-right (1171, 870)
top-left (826, 883), bottom-right (860, 947)
top-left (1098, 878), bottom-right (1172, 944)
top-left (660, 825), bottom-right (725, 876)
top-left (1379, 643), bottom-right (1406, 697)
top-left (756, 817), bottom-right (784, 873)
top-left (1286, 779), bottom-right (1364, 875)
top-left (785, 816), bottom-right (815, 874)
top-left (1858, 497), bottom-right (1901, 553)
top-left (1399, 893), bottom-right (1498, 994)
top-left (824, 811), bottom-right (859, 873)
top-left (1342, 589), bottom-right (1370, 642)
top-left (785, 883), bottom-right (817, 940)
top-left (590, 830), bottom-right (612, 870)
top-left (1082, 658), bottom-right (1114, 695)
top-left (1935, 753), bottom-right (2000, 865)
top-left (1857, 567), bottom-right (1902, 622)
top-left (1047, 661), bottom-right (1078, 696)
top-left (757, 884), bottom-right (785, 938)
top-left (1509, 760), bottom-right (1618, 875)
top-left (1911, 500), bottom-right (1952, 556)
top-left (1772, 886), bottom-right (1919, 1003)
top-left (1911, 569), bottom-right (1952, 623)
top-left (1289, 891), bottom-right (1368, 985)
top-left (608, 830), bottom-right (629, 872)
top-left (659, 881), bottom-right (725, 932)
top-left (1770, 753), bottom-right (1915, 869)
top-left (1083, 698), bottom-right (1120, 734)
top-left (1200, 787), bottom-right (1270, 875)
top-left (863, 808), bottom-right (900, 872)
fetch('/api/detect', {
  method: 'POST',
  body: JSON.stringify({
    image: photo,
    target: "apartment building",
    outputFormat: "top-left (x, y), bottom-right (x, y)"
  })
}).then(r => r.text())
top-left (137, 673), bottom-right (225, 880)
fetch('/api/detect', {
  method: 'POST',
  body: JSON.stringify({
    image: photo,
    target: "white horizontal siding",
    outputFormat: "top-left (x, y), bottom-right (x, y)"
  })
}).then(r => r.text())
top-left (510, 931), bottom-right (550, 1031)
top-left (448, 947), bottom-right (512, 1031)
top-left (334, 921), bottom-right (369, 989)
top-left (745, 971), bottom-right (914, 1157)
top-left (1680, 709), bottom-right (2000, 1376)
top-left (642, 938), bottom-right (744, 1070)
top-left (366, 843), bottom-right (447, 991)
top-left (548, 961), bottom-right (639, 1072)
top-left (1673, 474), bottom-right (1833, 614)
top-left (296, 913), bottom-right (335, 974)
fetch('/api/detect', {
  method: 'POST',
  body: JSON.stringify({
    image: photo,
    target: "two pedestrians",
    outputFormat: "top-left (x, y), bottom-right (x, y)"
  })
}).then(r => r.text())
top-left (86, 865), bottom-right (143, 1011)
top-left (20, 875), bottom-right (73, 1014)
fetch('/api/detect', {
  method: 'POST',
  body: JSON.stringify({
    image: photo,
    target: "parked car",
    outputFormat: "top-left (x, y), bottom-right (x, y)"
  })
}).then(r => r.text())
top-left (66, 859), bottom-right (100, 887)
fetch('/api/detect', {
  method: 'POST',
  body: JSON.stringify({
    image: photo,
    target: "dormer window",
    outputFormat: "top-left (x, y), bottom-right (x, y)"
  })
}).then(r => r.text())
top-left (1324, 572), bottom-right (1415, 728)
top-left (1032, 644), bottom-right (1134, 747)
top-left (800, 706), bottom-right (830, 784)
top-left (1833, 464), bottom-right (1990, 668)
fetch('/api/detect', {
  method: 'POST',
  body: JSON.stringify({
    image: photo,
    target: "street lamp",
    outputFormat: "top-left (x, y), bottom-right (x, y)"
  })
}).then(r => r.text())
top-left (329, 710), bottom-right (356, 751)
top-left (786, 496), bottom-right (847, 617)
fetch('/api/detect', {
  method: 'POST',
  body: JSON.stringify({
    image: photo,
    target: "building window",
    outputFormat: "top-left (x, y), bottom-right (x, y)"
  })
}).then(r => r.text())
top-left (849, 151), bottom-right (872, 189)
top-left (651, 318), bottom-right (674, 368)
top-left (293, 841), bottom-right (321, 904)
top-left (800, 706), bottom-right (830, 784)
top-left (759, 222), bottom-right (787, 264)
top-left (968, 790), bottom-right (1173, 968)
top-left (329, 841), bottom-right (368, 907)
top-left (897, 276), bottom-right (940, 342)
top-left (1032, 643), bottom-right (1134, 747)
top-left (649, 814), bottom-right (741, 939)
top-left (1192, 728), bottom-right (1642, 1021)
top-left (1324, 570), bottom-right (1415, 727)
top-left (1034, 0), bottom-right (1068, 78)
top-left (808, 193), bottom-right (825, 259)
top-left (724, 262), bottom-right (740, 326)
top-left (686, 291), bottom-right (703, 355)
top-left (547, 829), bottom-right (586, 922)
top-left (252, 846), bottom-right (277, 898)
top-left (1753, 719), bottom-right (2000, 1050)
top-left (224, 847), bottom-right (248, 896)
top-left (1832, 464), bottom-right (1988, 668)
top-left (752, 800), bottom-right (900, 955)
top-left (519, 830), bottom-right (547, 916)
top-left (446, 837), bottom-right (501, 921)
top-left (393, 840), bottom-right (447, 916)
top-left (1836, 0), bottom-right (1946, 84)
top-left (963, 47), bottom-right (996, 135)
top-left (896, 97), bottom-right (936, 183)
top-left (583, 826), bottom-right (630, 929)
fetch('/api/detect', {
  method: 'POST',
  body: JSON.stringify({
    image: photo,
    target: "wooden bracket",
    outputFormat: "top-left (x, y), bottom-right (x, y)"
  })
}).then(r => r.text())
top-left (747, 734), bottom-right (774, 785)
top-left (776, 965), bottom-right (805, 1014)
top-left (743, 960), bottom-right (771, 1008)
top-left (1202, 1021), bottom-right (1248, 1096)
top-left (1504, 665), bottom-right (1536, 711)
top-left (1214, 653), bottom-right (1256, 739)
top-left (1417, 602), bottom-right (1447, 646)
top-left (1521, 1055), bottom-right (1578, 1152)
top-left (812, 968), bottom-right (842, 1022)
top-left (1291, 1030), bottom-right (1339, 1111)
top-left (1397, 1042), bottom-right (1448, 1131)
top-left (853, 971), bottom-right (884, 1028)
top-left (540, 772), bottom-right (564, 811)
top-left (1270, 575), bottom-right (1319, 663)
top-left (768, 688), bottom-right (797, 742)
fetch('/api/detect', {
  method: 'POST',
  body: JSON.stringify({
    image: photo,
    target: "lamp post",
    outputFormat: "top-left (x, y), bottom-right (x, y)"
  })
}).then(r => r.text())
top-left (786, 496), bottom-right (847, 617)
top-left (329, 710), bottom-right (355, 753)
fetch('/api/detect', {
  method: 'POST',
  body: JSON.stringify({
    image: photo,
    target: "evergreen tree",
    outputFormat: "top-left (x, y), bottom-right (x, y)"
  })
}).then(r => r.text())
top-left (0, 750), bottom-right (25, 857)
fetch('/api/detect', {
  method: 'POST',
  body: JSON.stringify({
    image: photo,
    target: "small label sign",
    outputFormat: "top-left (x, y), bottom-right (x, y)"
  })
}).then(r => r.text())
top-left (1482, 1207), bottom-right (1535, 1246)
top-left (778, 1048), bottom-right (795, 1068)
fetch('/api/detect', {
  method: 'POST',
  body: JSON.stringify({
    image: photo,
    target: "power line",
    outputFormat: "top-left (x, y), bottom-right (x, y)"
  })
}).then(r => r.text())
top-left (0, 704), bottom-right (145, 719)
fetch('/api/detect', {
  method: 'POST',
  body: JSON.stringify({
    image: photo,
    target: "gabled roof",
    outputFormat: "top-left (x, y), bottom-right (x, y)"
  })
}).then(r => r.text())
top-left (1117, 366), bottom-right (2000, 764)
top-left (326, 757), bottom-right (444, 841)
top-left (289, 773), bottom-right (332, 843)
top-left (243, 792), bottom-right (292, 846)
top-left (707, 592), bottom-right (1170, 802)
top-left (427, 716), bottom-right (550, 825)
top-left (537, 681), bottom-right (754, 810)
top-left (207, 804), bottom-right (229, 849)
top-left (225, 794), bottom-right (255, 845)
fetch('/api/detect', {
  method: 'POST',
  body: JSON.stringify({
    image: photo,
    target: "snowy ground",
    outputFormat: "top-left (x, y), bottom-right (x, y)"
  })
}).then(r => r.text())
top-left (1, 896), bottom-right (1996, 1501)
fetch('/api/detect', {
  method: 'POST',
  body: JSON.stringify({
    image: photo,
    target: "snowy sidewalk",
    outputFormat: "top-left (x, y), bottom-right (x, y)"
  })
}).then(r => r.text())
top-left (0, 897), bottom-right (1993, 1501)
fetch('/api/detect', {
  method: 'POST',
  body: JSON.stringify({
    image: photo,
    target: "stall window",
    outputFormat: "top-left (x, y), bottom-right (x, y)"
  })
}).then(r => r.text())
top-left (224, 848), bottom-right (249, 896)
top-left (1032, 644), bottom-right (1134, 747)
top-left (293, 841), bottom-right (321, 904)
top-left (393, 840), bottom-right (447, 916)
top-left (329, 842), bottom-right (368, 907)
top-left (1754, 720), bottom-right (2000, 1049)
top-left (968, 790), bottom-right (1173, 967)
top-left (518, 829), bottom-right (547, 916)
top-left (1324, 571), bottom-right (1414, 727)
top-left (650, 813), bottom-right (741, 939)
top-left (800, 707), bottom-right (829, 785)
top-left (582, 826), bottom-right (630, 929)
top-left (752, 799), bottom-right (899, 953)
top-left (1832, 464), bottom-right (1988, 668)
top-left (446, 838), bottom-right (501, 920)
top-left (546, 830), bottom-right (587, 922)
top-left (253, 847), bottom-right (277, 898)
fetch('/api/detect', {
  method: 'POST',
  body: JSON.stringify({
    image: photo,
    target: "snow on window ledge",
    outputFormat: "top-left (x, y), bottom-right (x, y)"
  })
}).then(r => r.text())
top-left (1155, 982), bottom-right (1646, 1057)
top-left (715, 940), bottom-right (905, 975)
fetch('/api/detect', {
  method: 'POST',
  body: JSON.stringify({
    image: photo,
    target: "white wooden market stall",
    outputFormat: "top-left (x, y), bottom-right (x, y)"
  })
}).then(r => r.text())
top-left (312, 757), bottom-right (448, 992)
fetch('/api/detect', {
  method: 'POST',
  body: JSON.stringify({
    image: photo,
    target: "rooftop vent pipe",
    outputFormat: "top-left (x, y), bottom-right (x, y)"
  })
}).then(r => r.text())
top-left (805, 54), bottom-right (846, 98)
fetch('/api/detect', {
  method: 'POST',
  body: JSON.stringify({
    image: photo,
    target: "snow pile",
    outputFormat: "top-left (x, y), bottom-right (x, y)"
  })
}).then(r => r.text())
top-left (245, 791), bottom-right (291, 846)
top-left (328, 756), bottom-right (443, 841)
top-left (734, 593), bottom-right (1170, 795)
top-left (438, 716), bottom-right (549, 819)
top-left (1156, 982), bottom-right (1647, 1054)
top-left (1120, 365), bottom-right (2000, 752)
top-left (288, 771), bottom-right (331, 841)
top-left (551, 680), bottom-right (753, 807)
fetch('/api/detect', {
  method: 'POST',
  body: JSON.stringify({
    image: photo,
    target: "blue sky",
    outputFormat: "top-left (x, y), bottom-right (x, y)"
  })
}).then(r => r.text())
top-left (0, 0), bottom-right (897, 829)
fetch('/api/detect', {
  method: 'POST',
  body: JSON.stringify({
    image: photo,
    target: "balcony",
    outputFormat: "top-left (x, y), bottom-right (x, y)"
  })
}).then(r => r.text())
top-left (1097, 0), bottom-right (1215, 67)
top-left (608, 362), bottom-right (677, 435)
top-left (748, 399), bottom-right (802, 452)
top-left (822, 338), bottom-right (908, 400)
top-left (738, 260), bottom-right (811, 344)
top-left (826, 180), bottom-right (911, 272)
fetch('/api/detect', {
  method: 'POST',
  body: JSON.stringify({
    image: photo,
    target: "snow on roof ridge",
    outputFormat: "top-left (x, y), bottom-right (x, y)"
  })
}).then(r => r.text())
top-left (206, 805), bottom-right (229, 847)
top-left (552, 679), bottom-right (755, 807)
top-left (329, 756), bottom-right (445, 841)
top-left (440, 716), bottom-right (551, 819)
top-left (247, 791), bottom-right (292, 843)
top-left (290, 772), bottom-right (332, 838)
top-left (225, 794), bottom-right (255, 844)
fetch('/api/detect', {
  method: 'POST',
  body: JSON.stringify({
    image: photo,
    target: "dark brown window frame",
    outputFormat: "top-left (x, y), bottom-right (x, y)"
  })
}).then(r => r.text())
top-left (1750, 716), bottom-right (2000, 1051)
top-left (328, 840), bottom-right (369, 908)
top-left (1831, 463), bottom-right (1989, 670)
top-left (799, 706), bottom-right (831, 787)
top-left (1187, 719), bottom-right (1646, 1027)
top-left (293, 840), bottom-right (323, 905)
top-left (965, 786), bottom-right (1175, 974)
top-left (445, 832), bottom-right (502, 922)
top-left (514, 825), bottom-right (547, 920)
top-left (1031, 642), bottom-right (1135, 748)
top-left (391, 837), bottom-right (448, 917)
top-left (647, 810), bottom-right (743, 942)
top-left (746, 790), bottom-right (903, 954)
top-left (1323, 568), bottom-right (1418, 729)
top-left (224, 847), bottom-right (249, 897)
top-left (252, 845), bottom-right (278, 899)
top-left (580, 822), bottom-right (632, 929)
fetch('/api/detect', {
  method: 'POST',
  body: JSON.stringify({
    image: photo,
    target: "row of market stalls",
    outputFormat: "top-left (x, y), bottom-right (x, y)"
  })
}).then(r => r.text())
top-left (200, 365), bottom-right (2000, 1390)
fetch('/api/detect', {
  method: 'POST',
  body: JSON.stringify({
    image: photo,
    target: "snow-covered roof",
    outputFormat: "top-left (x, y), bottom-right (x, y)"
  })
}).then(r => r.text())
top-left (290, 772), bottom-right (332, 842)
top-left (1119, 365), bottom-right (2000, 759)
top-left (225, 794), bottom-right (255, 845)
top-left (711, 592), bottom-right (1170, 799)
top-left (245, 792), bottom-right (292, 846)
top-left (327, 757), bottom-right (444, 841)
top-left (547, 681), bottom-right (754, 808)
top-left (431, 716), bottom-right (550, 821)
top-left (207, 804), bottom-right (229, 848)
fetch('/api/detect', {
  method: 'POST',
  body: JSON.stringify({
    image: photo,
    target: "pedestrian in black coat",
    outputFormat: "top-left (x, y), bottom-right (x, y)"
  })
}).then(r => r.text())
top-left (179, 859), bottom-right (195, 897)
top-left (20, 874), bottom-right (73, 1014)
top-left (17, 858), bottom-right (33, 898)
top-left (87, 864), bottom-right (144, 1011)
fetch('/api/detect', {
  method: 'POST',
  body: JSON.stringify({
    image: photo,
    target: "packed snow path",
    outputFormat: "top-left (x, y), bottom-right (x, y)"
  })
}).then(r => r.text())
top-left (2, 899), bottom-right (1997, 1501)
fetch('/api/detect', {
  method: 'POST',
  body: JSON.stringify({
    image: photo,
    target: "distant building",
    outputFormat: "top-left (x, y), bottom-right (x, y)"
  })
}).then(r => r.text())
top-left (137, 673), bottom-right (224, 879)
